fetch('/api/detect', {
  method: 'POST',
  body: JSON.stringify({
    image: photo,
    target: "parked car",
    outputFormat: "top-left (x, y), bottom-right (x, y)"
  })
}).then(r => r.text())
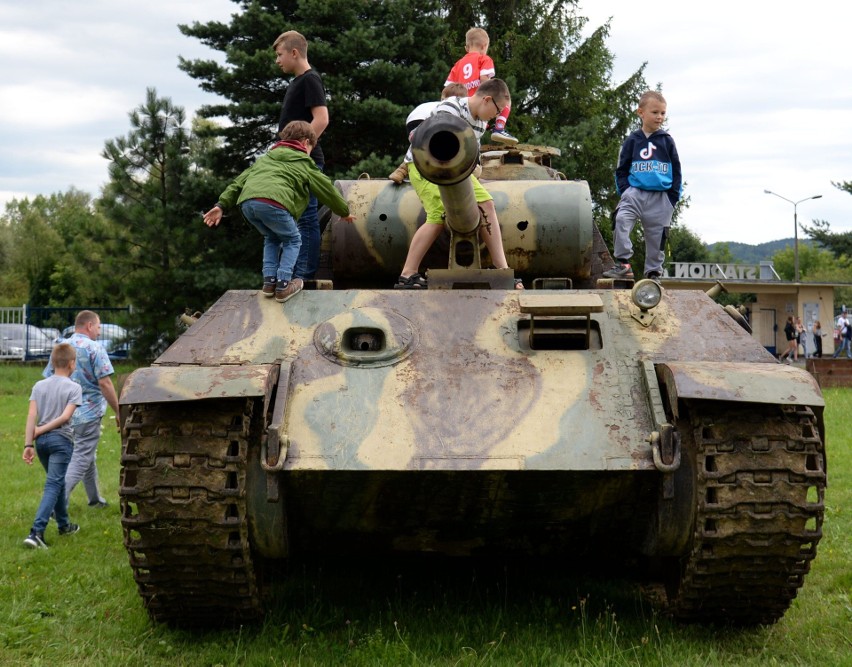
top-left (40, 327), bottom-right (63, 344)
top-left (61, 322), bottom-right (131, 360)
top-left (0, 323), bottom-right (54, 358)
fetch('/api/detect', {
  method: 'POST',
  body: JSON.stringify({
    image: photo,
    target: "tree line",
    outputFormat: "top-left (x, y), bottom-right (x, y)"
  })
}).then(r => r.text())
top-left (1, 0), bottom-right (849, 358)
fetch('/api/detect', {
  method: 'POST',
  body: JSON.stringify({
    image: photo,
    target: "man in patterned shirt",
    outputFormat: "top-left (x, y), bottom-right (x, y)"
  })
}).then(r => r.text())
top-left (395, 78), bottom-right (522, 290)
top-left (43, 310), bottom-right (120, 508)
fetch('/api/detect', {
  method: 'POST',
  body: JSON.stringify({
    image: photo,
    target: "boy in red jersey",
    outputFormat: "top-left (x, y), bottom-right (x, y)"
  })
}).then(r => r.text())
top-left (445, 27), bottom-right (518, 145)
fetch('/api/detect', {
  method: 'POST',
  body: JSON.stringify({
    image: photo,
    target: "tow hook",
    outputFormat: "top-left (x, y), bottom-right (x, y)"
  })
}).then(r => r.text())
top-left (649, 423), bottom-right (681, 473)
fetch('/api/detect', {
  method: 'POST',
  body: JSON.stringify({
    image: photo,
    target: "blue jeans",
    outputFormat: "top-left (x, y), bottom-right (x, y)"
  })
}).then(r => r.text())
top-left (293, 161), bottom-right (324, 280)
top-left (834, 337), bottom-right (852, 358)
top-left (240, 199), bottom-right (302, 283)
top-left (32, 431), bottom-right (73, 534)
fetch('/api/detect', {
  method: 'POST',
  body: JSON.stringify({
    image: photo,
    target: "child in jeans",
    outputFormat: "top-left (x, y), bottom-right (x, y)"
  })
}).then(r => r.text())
top-left (604, 91), bottom-right (682, 282)
top-left (203, 121), bottom-right (354, 303)
top-left (23, 342), bottom-right (83, 549)
top-left (445, 27), bottom-right (518, 146)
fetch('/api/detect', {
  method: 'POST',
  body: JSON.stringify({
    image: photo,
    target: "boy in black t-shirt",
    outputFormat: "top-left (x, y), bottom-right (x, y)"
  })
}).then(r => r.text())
top-left (274, 30), bottom-right (328, 281)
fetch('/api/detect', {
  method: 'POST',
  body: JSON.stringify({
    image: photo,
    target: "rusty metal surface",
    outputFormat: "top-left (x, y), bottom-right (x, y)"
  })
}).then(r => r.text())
top-left (120, 363), bottom-right (277, 404)
top-left (332, 178), bottom-right (593, 285)
top-left (118, 129), bottom-right (829, 627)
top-left (148, 287), bottom-right (803, 473)
top-left (120, 399), bottom-right (265, 626)
top-left (657, 361), bottom-right (824, 416)
top-left (668, 403), bottom-right (825, 625)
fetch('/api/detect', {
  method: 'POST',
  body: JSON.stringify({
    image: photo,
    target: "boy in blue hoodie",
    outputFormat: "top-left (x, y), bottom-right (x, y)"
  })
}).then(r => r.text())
top-left (604, 91), bottom-right (682, 282)
top-left (203, 121), bottom-right (354, 303)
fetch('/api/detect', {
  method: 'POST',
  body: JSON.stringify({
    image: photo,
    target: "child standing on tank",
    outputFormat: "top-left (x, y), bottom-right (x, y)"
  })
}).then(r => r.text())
top-left (203, 121), bottom-right (354, 303)
top-left (604, 91), bottom-right (682, 283)
top-left (395, 78), bottom-right (522, 290)
top-left (23, 342), bottom-right (83, 549)
top-left (445, 27), bottom-right (518, 146)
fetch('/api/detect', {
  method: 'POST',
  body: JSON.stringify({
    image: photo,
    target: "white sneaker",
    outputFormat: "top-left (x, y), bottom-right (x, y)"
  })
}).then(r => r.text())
top-left (491, 129), bottom-right (519, 145)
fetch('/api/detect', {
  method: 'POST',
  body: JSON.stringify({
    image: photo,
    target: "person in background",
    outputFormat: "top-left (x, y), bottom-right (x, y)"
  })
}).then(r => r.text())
top-left (796, 316), bottom-right (809, 358)
top-left (835, 306), bottom-right (852, 359)
top-left (779, 315), bottom-right (798, 364)
top-left (24, 343), bottom-right (83, 548)
top-left (43, 310), bottom-right (119, 509)
top-left (812, 320), bottom-right (825, 358)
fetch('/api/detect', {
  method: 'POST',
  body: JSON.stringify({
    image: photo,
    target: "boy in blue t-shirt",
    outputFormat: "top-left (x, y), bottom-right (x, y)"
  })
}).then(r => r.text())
top-left (604, 91), bottom-right (682, 282)
top-left (23, 343), bottom-right (83, 548)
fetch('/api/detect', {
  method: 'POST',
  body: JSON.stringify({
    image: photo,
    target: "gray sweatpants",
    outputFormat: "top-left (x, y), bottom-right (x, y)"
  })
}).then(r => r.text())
top-left (66, 418), bottom-right (106, 505)
top-left (613, 187), bottom-right (674, 276)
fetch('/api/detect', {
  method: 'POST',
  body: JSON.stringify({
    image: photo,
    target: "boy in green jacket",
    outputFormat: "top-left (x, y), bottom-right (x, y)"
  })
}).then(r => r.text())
top-left (203, 121), bottom-right (354, 303)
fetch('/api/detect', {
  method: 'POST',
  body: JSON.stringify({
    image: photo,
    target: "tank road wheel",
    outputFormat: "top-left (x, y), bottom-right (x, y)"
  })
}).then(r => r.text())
top-left (667, 403), bottom-right (825, 625)
top-left (119, 398), bottom-right (265, 627)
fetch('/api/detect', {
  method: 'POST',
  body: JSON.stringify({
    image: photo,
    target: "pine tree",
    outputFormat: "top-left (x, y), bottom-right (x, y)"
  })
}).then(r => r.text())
top-left (99, 88), bottom-right (257, 358)
top-left (178, 0), bottom-right (449, 177)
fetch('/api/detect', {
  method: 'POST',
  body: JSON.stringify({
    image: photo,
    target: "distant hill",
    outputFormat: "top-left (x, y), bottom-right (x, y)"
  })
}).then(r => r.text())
top-left (706, 238), bottom-right (815, 264)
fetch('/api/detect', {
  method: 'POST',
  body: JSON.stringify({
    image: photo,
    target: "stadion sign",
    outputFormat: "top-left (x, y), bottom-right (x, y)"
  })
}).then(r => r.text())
top-left (667, 262), bottom-right (779, 281)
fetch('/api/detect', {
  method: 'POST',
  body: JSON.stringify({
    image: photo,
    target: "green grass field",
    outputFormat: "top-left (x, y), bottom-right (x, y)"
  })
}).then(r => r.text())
top-left (1, 363), bottom-right (850, 666)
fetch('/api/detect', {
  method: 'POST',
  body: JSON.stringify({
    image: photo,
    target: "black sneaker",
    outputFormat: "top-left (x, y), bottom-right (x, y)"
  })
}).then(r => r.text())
top-left (88, 499), bottom-right (109, 509)
top-left (394, 272), bottom-right (428, 289)
top-left (24, 532), bottom-right (49, 549)
top-left (602, 263), bottom-right (634, 279)
top-left (59, 523), bottom-right (80, 536)
top-left (645, 271), bottom-right (662, 285)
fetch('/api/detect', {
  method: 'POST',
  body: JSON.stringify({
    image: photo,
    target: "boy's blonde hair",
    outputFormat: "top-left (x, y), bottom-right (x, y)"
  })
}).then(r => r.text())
top-left (278, 120), bottom-right (317, 145)
top-left (465, 27), bottom-right (489, 49)
top-left (441, 83), bottom-right (467, 99)
top-left (638, 91), bottom-right (666, 108)
top-left (51, 342), bottom-right (76, 370)
top-left (476, 78), bottom-right (510, 104)
top-left (273, 30), bottom-right (307, 56)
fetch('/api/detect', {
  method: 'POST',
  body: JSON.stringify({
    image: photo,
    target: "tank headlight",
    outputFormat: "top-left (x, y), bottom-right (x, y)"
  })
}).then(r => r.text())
top-left (631, 279), bottom-right (662, 311)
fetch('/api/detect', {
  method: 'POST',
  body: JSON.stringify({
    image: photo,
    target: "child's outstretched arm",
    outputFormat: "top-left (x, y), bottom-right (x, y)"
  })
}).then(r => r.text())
top-left (203, 205), bottom-right (224, 227)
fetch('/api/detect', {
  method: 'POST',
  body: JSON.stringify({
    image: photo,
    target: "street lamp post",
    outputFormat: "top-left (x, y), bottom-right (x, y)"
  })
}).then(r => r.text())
top-left (764, 190), bottom-right (823, 282)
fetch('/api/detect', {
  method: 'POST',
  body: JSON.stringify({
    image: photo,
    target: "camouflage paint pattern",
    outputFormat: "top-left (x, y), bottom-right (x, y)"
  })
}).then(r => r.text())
top-left (121, 287), bottom-right (821, 473)
top-left (332, 178), bottom-right (593, 284)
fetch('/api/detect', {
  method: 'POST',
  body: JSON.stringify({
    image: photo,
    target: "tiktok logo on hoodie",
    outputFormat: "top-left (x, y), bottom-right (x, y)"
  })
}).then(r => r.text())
top-left (639, 141), bottom-right (657, 160)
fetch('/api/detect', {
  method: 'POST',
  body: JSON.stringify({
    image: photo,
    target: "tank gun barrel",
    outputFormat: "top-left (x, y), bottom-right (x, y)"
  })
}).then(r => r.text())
top-left (410, 114), bottom-right (480, 235)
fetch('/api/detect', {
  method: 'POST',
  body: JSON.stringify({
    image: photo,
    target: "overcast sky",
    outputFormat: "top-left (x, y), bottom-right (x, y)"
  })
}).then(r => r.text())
top-left (1, 1), bottom-right (849, 246)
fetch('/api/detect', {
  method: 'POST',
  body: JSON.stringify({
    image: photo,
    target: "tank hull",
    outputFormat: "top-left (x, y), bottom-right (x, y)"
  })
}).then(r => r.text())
top-left (118, 143), bottom-right (825, 627)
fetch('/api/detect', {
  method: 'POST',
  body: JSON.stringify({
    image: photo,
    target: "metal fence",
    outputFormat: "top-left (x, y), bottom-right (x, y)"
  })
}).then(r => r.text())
top-left (0, 305), bottom-right (131, 361)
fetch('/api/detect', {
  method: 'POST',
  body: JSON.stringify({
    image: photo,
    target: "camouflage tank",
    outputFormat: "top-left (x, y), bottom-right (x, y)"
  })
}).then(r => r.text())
top-left (118, 115), bottom-right (826, 628)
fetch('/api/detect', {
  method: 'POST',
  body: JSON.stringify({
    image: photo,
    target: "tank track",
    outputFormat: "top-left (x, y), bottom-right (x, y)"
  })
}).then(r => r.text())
top-left (670, 403), bottom-right (825, 625)
top-left (119, 398), bottom-right (264, 626)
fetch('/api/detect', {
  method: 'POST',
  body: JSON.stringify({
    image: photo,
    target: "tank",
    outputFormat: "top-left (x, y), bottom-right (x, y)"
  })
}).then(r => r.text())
top-left (118, 116), bottom-right (826, 628)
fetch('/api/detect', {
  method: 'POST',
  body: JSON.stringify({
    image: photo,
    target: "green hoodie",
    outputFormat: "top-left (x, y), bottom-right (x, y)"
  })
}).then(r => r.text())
top-left (217, 143), bottom-right (350, 218)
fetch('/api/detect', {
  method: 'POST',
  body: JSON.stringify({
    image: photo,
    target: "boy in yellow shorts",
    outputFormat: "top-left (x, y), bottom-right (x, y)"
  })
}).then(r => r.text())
top-left (396, 78), bottom-right (522, 289)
